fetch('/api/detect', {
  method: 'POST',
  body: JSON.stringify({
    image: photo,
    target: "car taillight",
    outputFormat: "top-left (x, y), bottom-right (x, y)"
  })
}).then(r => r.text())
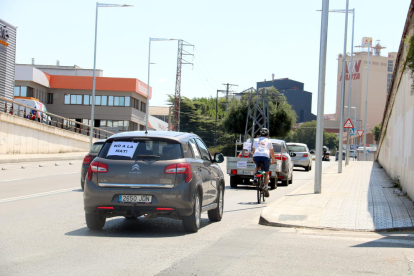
top-left (87, 161), bottom-right (108, 181)
top-left (275, 154), bottom-right (287, 161)
top-left (165, 163), bottom-right (192, 183)
top-left (303, 153), bottom-right (308, 157)
top-left (231, 169), bottom-right (237, 175)
top-left (83, 155), bottom-right (92, 164)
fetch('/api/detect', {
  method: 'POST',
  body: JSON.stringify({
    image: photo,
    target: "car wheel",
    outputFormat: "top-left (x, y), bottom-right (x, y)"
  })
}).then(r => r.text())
top-left (85, 213), bottom-right (106, 230)
top-left (289, 173), bottom-right (293, 184)
top-left (281, 178), bottom-right (288, 186)
top-left (208, 184), bottom-right (224, 222)
top-left (230, 176), bottom-right (238, 188)
top-left (81, 179), bottom-right (85, 190)
top-left (182, 191), bottom-right (201, 233)
top-left (269, 178), bottom-right (277, 189)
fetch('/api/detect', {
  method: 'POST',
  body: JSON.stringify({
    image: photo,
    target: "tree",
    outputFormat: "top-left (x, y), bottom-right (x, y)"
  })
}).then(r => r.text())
top-left (222, 88), bottom-right (297, 138)
top-left (371, 124), bottom-right (381, 142)
top-left (284, 120), bottom-right (339, 151)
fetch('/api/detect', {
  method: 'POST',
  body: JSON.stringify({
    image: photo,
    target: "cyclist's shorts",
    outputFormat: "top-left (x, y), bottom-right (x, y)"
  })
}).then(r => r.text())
top-left (253, 156), bottom-right (270, 171)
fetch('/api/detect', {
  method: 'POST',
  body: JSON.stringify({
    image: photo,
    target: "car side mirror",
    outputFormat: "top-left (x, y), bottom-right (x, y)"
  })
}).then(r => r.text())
top-left (289, 151), bottom-right (296, 157)
top-left (310, 150), bottom-right (314, 154)
top-left (214, 153), bottom-right (224, 163)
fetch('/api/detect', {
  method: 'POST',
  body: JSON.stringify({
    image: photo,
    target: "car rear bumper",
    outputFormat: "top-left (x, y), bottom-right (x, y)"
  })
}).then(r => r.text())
top-left (292, 159), bottom-right (310, 167)
top-left (83, 179), bottom-right (196, 217)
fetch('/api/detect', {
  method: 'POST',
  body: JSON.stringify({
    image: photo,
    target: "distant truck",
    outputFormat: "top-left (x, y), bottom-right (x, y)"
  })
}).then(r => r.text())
top-left (226, 140), bottom-right (281, 189)
top-left (12, 97), bottom-right (51, 124)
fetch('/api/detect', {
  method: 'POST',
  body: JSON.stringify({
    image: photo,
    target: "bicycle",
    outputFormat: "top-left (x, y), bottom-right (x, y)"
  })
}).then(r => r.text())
top-left (255, 161), bottom-right (266, 204)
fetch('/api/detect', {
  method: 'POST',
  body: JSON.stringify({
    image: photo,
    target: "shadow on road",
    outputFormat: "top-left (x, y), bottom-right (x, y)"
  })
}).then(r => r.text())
top-left (65, 217), bottom-right (215, 238)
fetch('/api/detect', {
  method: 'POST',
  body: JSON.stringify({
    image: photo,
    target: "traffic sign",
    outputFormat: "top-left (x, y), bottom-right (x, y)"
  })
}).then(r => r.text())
top-left (343, 119), bottom-right (354, 128)
top-left (357, 130), bottom-right (364, 137)
top-left (349, 128), bottom-right (355, 135)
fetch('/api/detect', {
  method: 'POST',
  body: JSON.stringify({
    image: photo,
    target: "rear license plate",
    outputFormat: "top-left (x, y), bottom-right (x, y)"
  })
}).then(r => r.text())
top-left (119, 195), bottom-right (152, 203)
top-left (242, 171), bottom-right (254, 175)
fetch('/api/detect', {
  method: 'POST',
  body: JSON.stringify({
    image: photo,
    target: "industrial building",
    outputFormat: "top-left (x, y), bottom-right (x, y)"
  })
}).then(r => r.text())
top-left (256, 78), bottom-right (316, 123)
top-left (14, 63), bottom-right (169, 132)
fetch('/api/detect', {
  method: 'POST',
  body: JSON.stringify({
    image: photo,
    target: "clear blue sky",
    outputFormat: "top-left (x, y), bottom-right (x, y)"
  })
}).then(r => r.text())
top-left (2, 0), bottom-right (409, 115)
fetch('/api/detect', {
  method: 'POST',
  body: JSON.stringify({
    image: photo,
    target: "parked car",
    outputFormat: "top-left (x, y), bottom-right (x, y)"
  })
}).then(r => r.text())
top-left (286, 143), bottom-right (312, 171)
top-left (270, 139), bottom-right (295, 186)
top-left (80, 139), bottom-right (106, 190)
top-left (83, 131), bottom-right (225, 233)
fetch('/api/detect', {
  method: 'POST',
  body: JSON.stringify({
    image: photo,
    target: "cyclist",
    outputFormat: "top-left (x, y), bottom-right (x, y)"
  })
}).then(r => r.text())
top-left (252, 128), bottom-right (276, 197)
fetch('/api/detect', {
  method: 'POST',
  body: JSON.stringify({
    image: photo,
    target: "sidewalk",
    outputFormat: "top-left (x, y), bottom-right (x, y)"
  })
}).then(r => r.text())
top-left (0, 152), bottom-right (88, 164)
top-left (260, 161), bottom-right (414, 232)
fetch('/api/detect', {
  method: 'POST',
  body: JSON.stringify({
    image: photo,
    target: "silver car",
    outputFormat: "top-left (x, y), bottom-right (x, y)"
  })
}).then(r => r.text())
top-left (286, 143), bottom-right (312, 171)
top-left (83, 131), bottom-right (225, 233)
top-left (270, 139), bottom-right (295, 186)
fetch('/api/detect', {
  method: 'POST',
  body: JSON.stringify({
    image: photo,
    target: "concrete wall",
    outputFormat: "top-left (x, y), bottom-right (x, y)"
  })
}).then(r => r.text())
top-left (0, 112), bottom-right (90, 154)
top-left (377, 8), bottom-right (414, 200)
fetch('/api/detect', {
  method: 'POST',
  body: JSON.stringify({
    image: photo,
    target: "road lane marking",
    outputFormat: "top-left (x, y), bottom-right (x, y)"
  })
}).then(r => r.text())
top-left (0, 172), bottom-right (79, 183)
top-left (0, 187), bottom-right (79, 203)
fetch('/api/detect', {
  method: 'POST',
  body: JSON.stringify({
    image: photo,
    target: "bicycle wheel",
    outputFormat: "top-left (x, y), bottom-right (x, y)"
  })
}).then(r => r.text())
top-left (257, 178), bottom-right (262, 204)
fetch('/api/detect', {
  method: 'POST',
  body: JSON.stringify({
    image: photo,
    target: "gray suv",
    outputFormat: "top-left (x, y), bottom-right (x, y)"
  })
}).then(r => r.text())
top-left (83, 131), bottom-right (225, 233)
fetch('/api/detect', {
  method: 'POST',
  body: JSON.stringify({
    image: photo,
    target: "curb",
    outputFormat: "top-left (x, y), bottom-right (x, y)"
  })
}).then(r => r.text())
top-left (0, 155), bottom-right (86, 164)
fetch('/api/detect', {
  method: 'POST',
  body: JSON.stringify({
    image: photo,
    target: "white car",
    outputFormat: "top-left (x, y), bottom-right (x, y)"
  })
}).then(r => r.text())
top-left (286, 143), bottom-right (312, 171)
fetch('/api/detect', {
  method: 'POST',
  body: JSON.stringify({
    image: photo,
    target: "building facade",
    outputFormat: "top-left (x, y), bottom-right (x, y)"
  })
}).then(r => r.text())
top-left (335, 42), bottom-right (397, 145)
top-left (14, 64), bottom-right (168, 132)
top-left (257, 78), bottom-right (316, 123)
top-left (0, 19), bottom-right (17, 100)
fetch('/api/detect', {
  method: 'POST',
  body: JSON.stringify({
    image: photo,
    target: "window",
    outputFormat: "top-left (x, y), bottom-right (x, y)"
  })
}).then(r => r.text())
top-left (132, 98), bottom-right (140, 110)
top-left (70, 95), bottom-right (82, 104)
top-left (101, 96), bottom-right (107, 106)
top-left (125, 97), bottom-right (130, 107)
top-left (108, 96), bottom-right (114, 106)
top-left (189, 139), bottom-right (201, 159)
top-left (195, 138), bottom-right (211, 161)
top-left (141, 102), bottom-right (146, 112)
top-left (84, 95), bottom-right (90, 105)
top-left (95, 96), bottom-right (101, 106)
top-left (14, 86), bottom-right (33, 97)
top-left (47, 93), bottom-right (54, 104)
top-left (114, 96), bottom-right (120, 106)
top-left (388, 60), bottom-right (394, 72)
top-left (64, 94), bottom-right (70, 104)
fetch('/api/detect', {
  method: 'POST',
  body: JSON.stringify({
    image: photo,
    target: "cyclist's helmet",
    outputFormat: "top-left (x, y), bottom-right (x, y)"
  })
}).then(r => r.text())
top-left (260, 128), bottom-right (269, 136)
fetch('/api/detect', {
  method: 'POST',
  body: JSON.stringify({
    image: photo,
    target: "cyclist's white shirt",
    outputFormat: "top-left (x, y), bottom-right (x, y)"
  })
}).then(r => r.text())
top-left (253, 137), bottom-right (272, 158)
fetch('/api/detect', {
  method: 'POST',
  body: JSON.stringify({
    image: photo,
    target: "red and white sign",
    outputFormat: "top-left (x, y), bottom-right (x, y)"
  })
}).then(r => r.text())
top-left (357, 130), bottom-right (364, 137)
top-left (343, 119), bottom-right (354, 128)
top-left (339, 60), bottom-right (362, 81)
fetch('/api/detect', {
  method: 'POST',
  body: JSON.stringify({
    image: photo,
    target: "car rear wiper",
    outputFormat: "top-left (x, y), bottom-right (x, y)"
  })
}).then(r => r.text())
top-left (136, 155), bottom-right (161, 159)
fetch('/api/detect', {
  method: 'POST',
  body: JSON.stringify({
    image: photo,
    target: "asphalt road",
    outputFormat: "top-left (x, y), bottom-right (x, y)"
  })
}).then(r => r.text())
top-left (1, 159), bottom-right (413, 275)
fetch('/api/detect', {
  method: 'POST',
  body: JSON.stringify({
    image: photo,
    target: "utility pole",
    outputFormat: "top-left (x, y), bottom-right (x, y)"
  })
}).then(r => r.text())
top-left (173, 40), bottom-right (194, 132)
top-left (222, 83), bottom-right (238, 111)
top-left (215, 89), bottom-right (227, 146)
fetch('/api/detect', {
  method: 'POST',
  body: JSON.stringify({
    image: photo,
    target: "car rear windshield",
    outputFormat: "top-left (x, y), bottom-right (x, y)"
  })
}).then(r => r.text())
top-left (90, 142), bottom-right (104, 154)
top-left (272, 143), bottom-right (282, 152)
top-left (287, 145), bottom-right (307, 152)
top-left (99, 138), bottom-right (182, 160)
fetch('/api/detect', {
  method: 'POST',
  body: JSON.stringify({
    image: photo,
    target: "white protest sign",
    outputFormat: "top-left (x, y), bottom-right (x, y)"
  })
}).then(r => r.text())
top-left (237, 161), bottom-right (247, 169)
top-left (107, 142), bottom-right (138, 158)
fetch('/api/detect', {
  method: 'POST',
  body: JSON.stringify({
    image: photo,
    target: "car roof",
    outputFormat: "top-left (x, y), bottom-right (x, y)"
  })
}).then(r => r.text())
top-left (286, 142), bottom-right (307, 146)
top-left (269, 139), bottom-right (285, 144)
top-left (107, 131), bottom-right (200, 143)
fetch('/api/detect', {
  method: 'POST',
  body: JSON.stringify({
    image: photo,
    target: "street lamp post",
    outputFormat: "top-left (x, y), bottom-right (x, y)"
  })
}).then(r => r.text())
top-left (90, 2), bottom-right (133, 148)
top-left (363, 42), bottom-right (371, 161)
top-left (314, 0), bottom-right (329, 194)
top-left (145, 38), bottom-right (177, 132)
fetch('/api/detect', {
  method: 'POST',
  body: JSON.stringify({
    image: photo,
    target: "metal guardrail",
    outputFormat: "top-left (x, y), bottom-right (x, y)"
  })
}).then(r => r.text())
top-left (0, 96), bottom-right (115, 139)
